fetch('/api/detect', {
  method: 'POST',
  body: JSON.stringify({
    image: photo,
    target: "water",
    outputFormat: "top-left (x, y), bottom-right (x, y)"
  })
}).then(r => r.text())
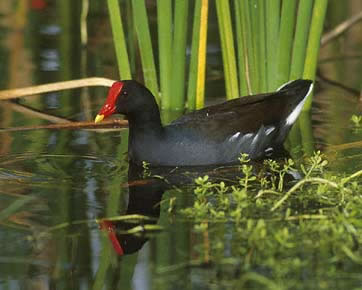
top-left (1, 1), bottom-right (362, 290)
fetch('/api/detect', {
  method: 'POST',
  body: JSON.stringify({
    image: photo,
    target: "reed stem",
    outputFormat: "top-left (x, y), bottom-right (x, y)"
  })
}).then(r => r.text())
top-left (170, 0), bottom-right (189, 110)
top-left (303, 0), bottom-right (328, 111)
top-left (187, 0), bottom-right (202, 110)
top-left (289, 0), bottom-right (313, 80)
top-left (240, 0), bottom-right (257, 93)
top-left (131, 0), bottom-right (159, 101)
top-left (157, 0), bottom-right (172, 107)
top-left (234, 0), bottom-right (248, 95)
top-left (107, 0), bottom-right (131, 79)
top-left (265, 0), bottom-right (280, 91)
top-left (257, 0), bottom-right (266, 92)
top-left (216, 0), bottom-right (239, 100)
top-left (275, 0), bottom-right (297, 88)
top-left (195, 0), bottom-right (209, 109)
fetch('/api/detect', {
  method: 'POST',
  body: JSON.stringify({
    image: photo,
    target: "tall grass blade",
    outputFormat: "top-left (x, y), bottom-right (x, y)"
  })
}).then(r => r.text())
top-left (275, 0), bottom-right (297, 88)
top-left (0, 196), bottom-right (35, 222)
top-left (299, 112), bottom-right (315, 154)
top-left (126, 1), bottom-right (137, 73)
top-left (256, 0), bottom-right (266, 92)
top-left (265, 0), bottom-right (280, 91)
top-left (107, 0), bottom-right (131, 79)
top-left (287, 122), bottom-right (303, 159)
top-left (249, 0), bottom-right (260, 92)
top-left (170, 0), bottom-right (189, 110)
top-left (157, 0), bottom-right (172, 108)
top-left (240, 0), bottom-right (257, 93)
top-left (93, 177), bottom-right (125, 290)
top-left (234, 0), bottom-right (248, 96)
top-left (187, 0), bottom-right (202, 110)
top-left (132, 0), bottom-right (159, 101)
top-left (287, 0), bottom-right (313, 152)
top-left (303, 0), bottom-right (328, 111)
top-left (216, 0), bottom-right (239, 99)
top-left (196, 0), bottom-right (209, 109)
top-left (289, 0), bottom-right (313, 80)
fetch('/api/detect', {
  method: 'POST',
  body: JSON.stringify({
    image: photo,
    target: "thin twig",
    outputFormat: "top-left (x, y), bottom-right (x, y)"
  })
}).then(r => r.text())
top-left (321, 10), bottom-right (362, 46)
top-left (97, 214), bottom-right (157, 223)
top-left (0, 77), bottom-right (115, 100)
top-left (80, 0), bottom-right (89, 45)
top-left (255, 189), bottom-right (281, 199)
top-left (117, 224), bottom-right (163, 235)
top-left (341, 170), bottom-right (362, 185)
top-left (32, 214), bottom-right (155, 240)
top-left (271, 177), bottom-right (341, 212)
top-left (327, 140), bottom-right (362, 152)
top-left (317, 73), bottom-right (360, 96)
top-left (0, 119), bottom-right (128, 132)
top-left (270, 214), bottom-right (328, 221)
top-left (1, 101), bottom-right (71, 123)
top-left (319, 54), bottom-right (362, 64)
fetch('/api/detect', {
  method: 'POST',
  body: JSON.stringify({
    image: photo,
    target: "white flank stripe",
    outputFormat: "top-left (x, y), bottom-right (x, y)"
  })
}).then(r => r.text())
top-left (229, 132), bottom-right (240, 142)
top-left (285, 83), bottom-right (313, 126)
top-left (265, 126), bottom-right (275, 135)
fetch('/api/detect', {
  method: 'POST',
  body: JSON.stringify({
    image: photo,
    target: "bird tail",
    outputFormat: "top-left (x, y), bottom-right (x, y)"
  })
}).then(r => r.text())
top-left (277, 79), bottom-right (314, 101)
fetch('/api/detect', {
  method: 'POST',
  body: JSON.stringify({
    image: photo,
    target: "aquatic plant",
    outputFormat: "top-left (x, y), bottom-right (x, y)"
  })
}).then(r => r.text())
top-left (178, 151), bottom-right (362, 223)
top-left (351, 114), bottom-right (362, 127)
top-left (107, 0), bottom-right (328, 111)
top-left (167, 152), bottom-right (362, 288)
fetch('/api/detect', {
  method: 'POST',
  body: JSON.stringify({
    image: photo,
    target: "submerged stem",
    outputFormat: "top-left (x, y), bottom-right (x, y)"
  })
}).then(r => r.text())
top-left (271, 177), bottom-right (341, 211)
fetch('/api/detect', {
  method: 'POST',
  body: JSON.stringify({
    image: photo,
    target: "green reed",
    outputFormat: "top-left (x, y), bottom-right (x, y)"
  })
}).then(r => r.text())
top-left (187, 0), bottom-right (202, 109)
top-left (170, 0), bottom-right (189, 110)
top-left (302, 0), bottom-right (328, 111)
top-left (107, 0), bottom-right (131, 79)
top-left (157, 0), bottom-right (172, 107)
top-left (289, 0), bottom-right (313, 81)
top-left (274, 0), bottom-right (298, 89)
top-left (233, 0), bottom-right (248, 95)
top-left (131, 0), bottom-right (159, 101)
top-left (238, 0), bottom-right (258, 93)
top-left (216, 0), bottom-right (239, 100)
top-left (188, 0), bottom-right (209, 110)
top-left (265, 0), bottom-right (280, 91)
top-left (230, 0), bottom-right (327, 96)
top-left (256, 0), bottom-right (267, 93)
top-left (107, 0), bottom-right (328, 111)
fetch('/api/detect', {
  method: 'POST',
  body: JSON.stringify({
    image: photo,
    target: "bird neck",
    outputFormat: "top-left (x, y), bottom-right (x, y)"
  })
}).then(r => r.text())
top-left (127, 106), bottom-right (163, 135)
top-left (127, 107), bottom-right (163, 163)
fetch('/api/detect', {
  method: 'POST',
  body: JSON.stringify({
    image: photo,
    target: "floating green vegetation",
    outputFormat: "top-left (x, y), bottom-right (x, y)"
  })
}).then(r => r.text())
top-left (171, 152), bottom-right (362, 288)
top-left (179, 151), bottom-right (356, 222)
top-left (351, 114), bottom-right (362, 127)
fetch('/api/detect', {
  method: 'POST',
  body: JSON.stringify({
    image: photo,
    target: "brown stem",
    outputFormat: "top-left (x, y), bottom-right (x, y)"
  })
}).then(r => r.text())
top-left (1, 101), bottom-right (72, 123)
top-left (317, 72), bottom-right (360, 96)
top-left (321, 10), bottom-right (362, 46)
top-left (0, 119), bottom-right (128, 132)
top-left (0, 77), bottom-right (115, 100)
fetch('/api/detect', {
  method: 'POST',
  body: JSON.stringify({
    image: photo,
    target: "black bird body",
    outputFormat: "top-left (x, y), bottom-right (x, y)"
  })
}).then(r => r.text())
top-left (95, 79), bottom-right (313, 166)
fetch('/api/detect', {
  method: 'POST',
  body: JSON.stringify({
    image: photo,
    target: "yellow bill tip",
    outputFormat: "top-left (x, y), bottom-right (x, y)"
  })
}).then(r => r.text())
top-left (94, 114), bottom-right (104, 123)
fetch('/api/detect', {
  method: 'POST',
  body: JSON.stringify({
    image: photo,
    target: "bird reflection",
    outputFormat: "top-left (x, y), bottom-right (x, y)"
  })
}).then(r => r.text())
top-left (98, 162), bottom-right (248, 256)
top-left (99, 155), bottom-right (295, 256)
top-left (99, 163), bottom-right (167, 256)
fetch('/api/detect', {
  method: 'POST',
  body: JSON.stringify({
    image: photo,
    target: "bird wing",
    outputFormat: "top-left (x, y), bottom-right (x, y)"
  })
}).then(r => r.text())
top-left (168, 92), bottom-right (284, 143)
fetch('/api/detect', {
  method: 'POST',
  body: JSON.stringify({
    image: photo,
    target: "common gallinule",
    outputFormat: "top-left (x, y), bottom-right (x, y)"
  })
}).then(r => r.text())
top-left (95, 79), bottom-right (313, 166)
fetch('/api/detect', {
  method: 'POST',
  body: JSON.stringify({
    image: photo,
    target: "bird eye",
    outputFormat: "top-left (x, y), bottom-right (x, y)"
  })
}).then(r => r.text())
top-left (122, 90), bottom-right (128, 96)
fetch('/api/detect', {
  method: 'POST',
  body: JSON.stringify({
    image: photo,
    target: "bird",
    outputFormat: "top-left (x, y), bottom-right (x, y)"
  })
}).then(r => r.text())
top-left (95, 79), bottom-right (313, 166)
